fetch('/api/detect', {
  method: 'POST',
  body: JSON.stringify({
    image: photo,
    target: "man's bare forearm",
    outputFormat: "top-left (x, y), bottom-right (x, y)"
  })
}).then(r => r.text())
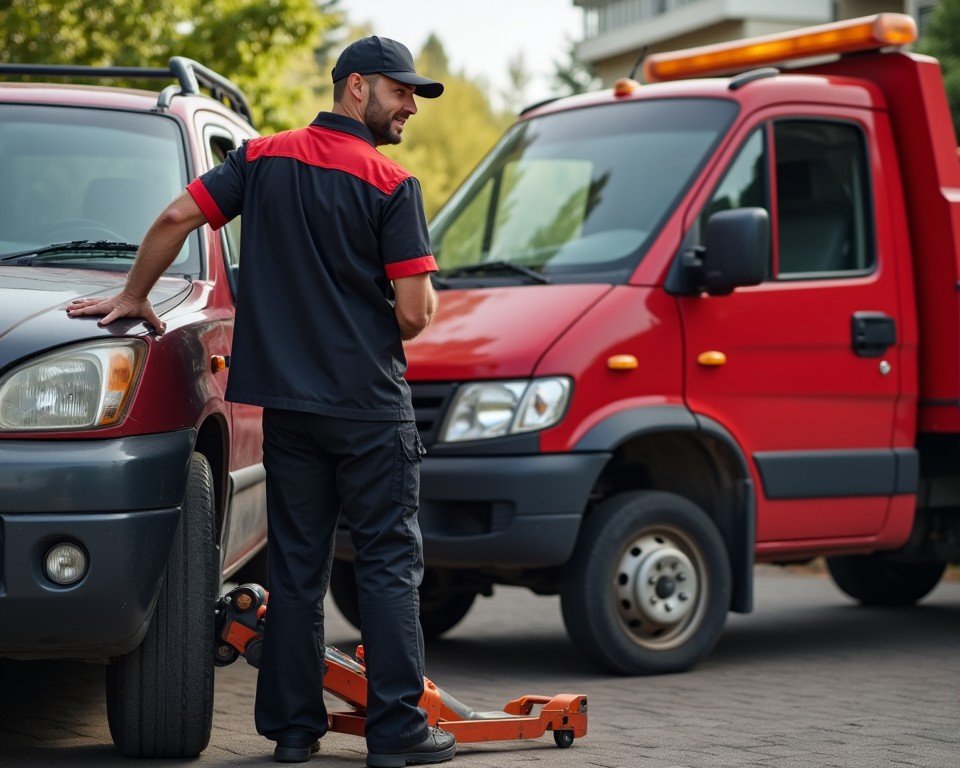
top-left (124, 194), bottom-right (206, 299)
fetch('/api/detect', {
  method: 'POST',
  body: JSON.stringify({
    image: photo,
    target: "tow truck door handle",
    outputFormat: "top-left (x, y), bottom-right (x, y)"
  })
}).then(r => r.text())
top-left (851, 312), bottom-right (896, 358)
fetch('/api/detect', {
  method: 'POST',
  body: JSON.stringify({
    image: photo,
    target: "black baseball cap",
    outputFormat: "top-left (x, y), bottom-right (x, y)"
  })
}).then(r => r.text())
top-left (332, 36), bottom-right (444, 99)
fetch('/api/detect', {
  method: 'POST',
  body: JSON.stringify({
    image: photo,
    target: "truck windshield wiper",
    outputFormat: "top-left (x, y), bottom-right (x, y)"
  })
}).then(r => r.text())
top-left (0, 240), bottom-right (140, 265)
top-left (442, 260), bottom-right (551, 284)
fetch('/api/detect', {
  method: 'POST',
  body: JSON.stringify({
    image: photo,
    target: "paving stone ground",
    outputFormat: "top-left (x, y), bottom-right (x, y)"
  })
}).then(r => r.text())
top-left (1, 567), bottom-right (958, 768)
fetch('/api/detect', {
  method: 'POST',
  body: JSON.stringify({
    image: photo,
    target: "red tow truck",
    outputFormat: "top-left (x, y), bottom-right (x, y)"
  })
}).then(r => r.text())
top-left (329, 13), bottom-right (960, 675)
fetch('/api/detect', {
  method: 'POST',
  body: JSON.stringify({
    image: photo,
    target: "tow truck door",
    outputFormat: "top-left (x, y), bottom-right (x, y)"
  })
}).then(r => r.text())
top-left (678, 107), bottom-right (907, 543)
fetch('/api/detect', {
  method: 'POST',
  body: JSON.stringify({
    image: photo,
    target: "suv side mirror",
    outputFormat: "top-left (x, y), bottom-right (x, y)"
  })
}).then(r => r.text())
top-left (701, 208), bottom-right (769, 296)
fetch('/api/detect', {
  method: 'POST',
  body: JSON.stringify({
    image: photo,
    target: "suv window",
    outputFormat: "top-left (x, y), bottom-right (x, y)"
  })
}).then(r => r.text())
top-left (774, 120), bottom-right (873, 277)
top-left (208, 134), bottom-right (242, 267)
top-left (0, 104), bottom-right (199, 275)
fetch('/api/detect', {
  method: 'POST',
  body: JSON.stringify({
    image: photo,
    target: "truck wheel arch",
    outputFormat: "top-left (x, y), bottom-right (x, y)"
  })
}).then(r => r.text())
top-left (574, 406), bottom-right (755, 613)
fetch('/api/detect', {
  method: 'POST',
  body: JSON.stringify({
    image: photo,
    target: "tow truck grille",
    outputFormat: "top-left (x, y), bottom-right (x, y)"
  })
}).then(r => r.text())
top-left (410, 382), bottom-right (456, 447)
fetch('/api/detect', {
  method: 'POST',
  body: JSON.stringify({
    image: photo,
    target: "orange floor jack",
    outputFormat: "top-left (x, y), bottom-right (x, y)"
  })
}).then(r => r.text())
top-left (214, 584), bottom-right (588, 750)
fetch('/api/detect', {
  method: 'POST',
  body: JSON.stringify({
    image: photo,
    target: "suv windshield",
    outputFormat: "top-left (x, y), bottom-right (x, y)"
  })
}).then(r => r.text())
top-left (0, 105), bottom-right (199, 275)
top-left (431, 98), bottom-right (738, 282)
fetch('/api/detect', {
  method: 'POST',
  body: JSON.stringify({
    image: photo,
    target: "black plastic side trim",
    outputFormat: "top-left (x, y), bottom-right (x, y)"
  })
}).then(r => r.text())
top-left (894, 448), bottom-right (919, 495)
top-left (753, 449), bottom-right (917, 499)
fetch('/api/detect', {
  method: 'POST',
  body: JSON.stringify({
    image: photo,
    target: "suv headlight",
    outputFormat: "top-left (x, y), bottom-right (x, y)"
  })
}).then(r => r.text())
top-left (0, 339), bottom-right (147, 431)
top-left (440, 377), bottom-right (571, 442)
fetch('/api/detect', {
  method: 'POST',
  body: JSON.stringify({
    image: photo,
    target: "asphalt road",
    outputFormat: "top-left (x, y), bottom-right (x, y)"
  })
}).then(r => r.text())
top-left (1, 567), bottom-right (958, 768)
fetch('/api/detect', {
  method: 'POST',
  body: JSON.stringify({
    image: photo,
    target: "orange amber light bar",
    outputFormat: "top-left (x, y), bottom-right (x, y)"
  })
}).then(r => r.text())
top-left (643, 13), bottom-right (917, 83)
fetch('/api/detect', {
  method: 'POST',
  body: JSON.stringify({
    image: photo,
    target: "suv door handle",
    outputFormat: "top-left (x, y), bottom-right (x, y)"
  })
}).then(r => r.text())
top-left (851, 312), bottom-right (896, 358)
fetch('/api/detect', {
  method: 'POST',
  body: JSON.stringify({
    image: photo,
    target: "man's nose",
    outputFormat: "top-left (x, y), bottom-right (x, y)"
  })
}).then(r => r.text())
top-left (406, 94), bottom-right (418, 115)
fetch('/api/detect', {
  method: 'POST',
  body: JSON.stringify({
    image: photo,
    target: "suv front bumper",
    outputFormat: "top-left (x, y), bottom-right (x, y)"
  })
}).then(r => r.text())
top-left (336, 452), bottom-right (610, 569)
top-left (0, 430), bottom-right (194, 659)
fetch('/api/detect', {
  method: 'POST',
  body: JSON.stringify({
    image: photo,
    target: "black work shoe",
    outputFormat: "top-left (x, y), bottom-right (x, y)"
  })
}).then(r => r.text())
top-left (274, 738), bottom-right (320, 763)
top-left (366, 727), bottom-right (457, 767)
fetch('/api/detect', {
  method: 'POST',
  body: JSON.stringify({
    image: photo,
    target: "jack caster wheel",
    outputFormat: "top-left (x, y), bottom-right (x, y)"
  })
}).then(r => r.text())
top-left (554, 730), bottom-right (574, 748)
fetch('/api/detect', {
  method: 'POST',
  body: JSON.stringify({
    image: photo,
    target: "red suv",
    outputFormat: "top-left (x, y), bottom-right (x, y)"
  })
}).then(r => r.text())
top-left (0, 59), bottom-right (265, 757)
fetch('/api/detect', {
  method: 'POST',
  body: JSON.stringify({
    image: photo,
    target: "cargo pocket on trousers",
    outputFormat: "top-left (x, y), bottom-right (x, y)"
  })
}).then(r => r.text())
top-left (392, 422), bottom-right (423, 508)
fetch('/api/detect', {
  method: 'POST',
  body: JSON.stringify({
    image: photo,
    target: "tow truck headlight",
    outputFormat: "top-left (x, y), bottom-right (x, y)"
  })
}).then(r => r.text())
top-left (440, 377), bottom-right (571, 442)
top-left (0, 339), bottom-right (146, 431)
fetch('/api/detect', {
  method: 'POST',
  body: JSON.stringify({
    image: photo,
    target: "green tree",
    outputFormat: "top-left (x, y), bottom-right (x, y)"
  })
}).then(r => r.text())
top-left (383, 34), bottom-right (512, 219)
top-left (551, 36), bottom-right (598, 96)
top-left (918, 0), bottom-right (960, 138)
top-left (0, 0), bottom-right (340, 132)
top-left (501, 50), bottom-right (532, 115)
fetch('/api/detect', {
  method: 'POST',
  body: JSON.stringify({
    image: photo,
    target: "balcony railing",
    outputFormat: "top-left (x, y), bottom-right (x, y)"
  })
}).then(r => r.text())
top-left (581, 0), bottom-right (705, 38)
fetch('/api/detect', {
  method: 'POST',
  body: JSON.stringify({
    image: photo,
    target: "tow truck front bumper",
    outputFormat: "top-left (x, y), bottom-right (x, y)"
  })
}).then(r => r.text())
top-left (336, 452), bottom-right (610, 568)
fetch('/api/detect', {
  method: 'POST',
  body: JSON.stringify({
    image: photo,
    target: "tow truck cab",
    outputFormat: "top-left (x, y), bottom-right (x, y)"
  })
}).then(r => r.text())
top-left (330, 13), bottom-right (960, 674)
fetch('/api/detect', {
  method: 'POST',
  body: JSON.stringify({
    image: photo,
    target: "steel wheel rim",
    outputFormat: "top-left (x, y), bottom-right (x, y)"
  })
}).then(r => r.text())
top-left (612, 523), bottom-right (709, 651)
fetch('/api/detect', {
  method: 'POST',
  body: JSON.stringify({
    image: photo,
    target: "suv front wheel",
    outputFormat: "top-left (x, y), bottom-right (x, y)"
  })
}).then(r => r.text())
top-left (106, 452), bottom-right (217, 757)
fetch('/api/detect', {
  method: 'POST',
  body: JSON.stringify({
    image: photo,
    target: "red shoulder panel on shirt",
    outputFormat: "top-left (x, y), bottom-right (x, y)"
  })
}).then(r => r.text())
top-left (245, 127), bottom-right (411, 196)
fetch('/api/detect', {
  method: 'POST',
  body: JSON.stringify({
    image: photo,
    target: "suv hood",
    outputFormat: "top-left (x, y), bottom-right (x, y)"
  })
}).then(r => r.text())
top-left (0, 266), bottom-right (191, 371)
top-left (405, 284), bottom-right (612, 380)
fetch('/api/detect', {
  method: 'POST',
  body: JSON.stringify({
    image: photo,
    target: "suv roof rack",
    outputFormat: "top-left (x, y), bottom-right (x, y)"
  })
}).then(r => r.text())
top-left (0, 56), bottom-right (253, 125)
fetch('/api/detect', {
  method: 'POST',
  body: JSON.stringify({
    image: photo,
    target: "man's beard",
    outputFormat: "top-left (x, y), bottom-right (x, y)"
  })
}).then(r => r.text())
top-left (364, 88), bottom-right (405, 145)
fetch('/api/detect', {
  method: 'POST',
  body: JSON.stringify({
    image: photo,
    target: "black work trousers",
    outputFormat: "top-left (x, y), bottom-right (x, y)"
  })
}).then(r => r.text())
top-left (254, 408), bottom-right (428, 752)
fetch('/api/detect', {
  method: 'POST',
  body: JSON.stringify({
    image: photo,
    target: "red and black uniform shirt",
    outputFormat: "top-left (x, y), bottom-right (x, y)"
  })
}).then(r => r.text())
top-left (186, 112), bottom-right (438, 421)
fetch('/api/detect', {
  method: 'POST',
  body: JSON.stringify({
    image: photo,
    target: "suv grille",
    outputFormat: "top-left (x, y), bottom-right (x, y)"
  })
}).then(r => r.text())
top-left (410, 382), bottom-right (456, 447)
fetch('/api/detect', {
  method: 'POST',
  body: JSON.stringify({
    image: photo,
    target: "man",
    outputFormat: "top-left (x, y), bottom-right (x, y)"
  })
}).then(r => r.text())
top-left (67, 36), bottom-right (454, 767)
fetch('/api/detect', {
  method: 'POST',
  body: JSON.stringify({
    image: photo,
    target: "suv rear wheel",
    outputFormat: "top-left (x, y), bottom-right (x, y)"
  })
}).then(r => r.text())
top-left (106, 452), bottom-right (217, 757)
top-left (560, 491), bottom-right (731, 675)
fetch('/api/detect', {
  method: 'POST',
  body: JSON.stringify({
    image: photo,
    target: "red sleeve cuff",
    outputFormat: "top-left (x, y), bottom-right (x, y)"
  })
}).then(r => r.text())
top-left (186, 179), bottom-right (228, 230)
top-left (384, 254), bottom-right (438, 280)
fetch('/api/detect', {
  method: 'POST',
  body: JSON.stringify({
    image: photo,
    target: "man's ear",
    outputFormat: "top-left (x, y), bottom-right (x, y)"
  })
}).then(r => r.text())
top-left (347, 72), bottom-right (366, 103)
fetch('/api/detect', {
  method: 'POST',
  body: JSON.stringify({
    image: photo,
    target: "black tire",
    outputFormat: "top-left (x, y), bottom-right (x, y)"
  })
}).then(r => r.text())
top-left (560, 491), bottom-right (731, 675)
top-left (330, 560), bottom-right (476, 640)
top-left (106, 452), bottom-right (217, 757)
top-left (826, 554), bottom-right (945, 606)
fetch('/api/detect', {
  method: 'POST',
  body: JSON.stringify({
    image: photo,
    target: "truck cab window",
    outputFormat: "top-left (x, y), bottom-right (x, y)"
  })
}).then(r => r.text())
top-left (698, 127), bottom-right (767, 240)
top-left (209, 134), bottom-right (242, 268)
top-left (774, 120), bottom-right (873, 277)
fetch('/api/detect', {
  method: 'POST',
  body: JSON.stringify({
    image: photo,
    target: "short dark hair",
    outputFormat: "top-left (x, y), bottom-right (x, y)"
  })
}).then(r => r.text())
top-left (332, 74), bottom-right (379, 103)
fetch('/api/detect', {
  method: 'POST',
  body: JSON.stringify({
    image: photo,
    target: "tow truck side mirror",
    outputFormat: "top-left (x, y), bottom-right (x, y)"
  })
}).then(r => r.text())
top-left (701, 208), bottom-right (769, 296)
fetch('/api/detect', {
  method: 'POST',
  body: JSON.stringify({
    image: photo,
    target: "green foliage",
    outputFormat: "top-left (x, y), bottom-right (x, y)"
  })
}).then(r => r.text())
top-left (383, 34), bottom-right (512, 219)
top-left (0, 0), bottom-right (340, 132)
top-left (918, 0), bottom-right (960, 139)
top-left (551, 36), bottom-right (598, 96)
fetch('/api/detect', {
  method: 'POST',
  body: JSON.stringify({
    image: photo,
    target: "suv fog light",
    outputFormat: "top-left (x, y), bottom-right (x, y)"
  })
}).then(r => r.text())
top-left (44, 543), bottom-right (88, 585)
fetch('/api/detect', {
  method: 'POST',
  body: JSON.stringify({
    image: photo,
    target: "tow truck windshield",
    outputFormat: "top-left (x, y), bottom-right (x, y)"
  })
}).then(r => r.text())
top-left (0, 104), bottom-right (199, 276)
top-left (430, 98), bottom-right (738, 283)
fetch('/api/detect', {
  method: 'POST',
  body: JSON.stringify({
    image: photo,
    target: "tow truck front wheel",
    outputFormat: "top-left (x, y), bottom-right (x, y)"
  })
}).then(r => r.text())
top-left (106, 452), bottom-right (217, 757)
top-left (561, 491), bottom-right (731, 675)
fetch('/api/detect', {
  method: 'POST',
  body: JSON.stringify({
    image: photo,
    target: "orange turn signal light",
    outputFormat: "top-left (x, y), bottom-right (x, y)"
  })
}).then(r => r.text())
top-left (697, 351), bottom-right (727, 367)
top-left (643, 13), bottom-right (917, 83)
top-left (608, 354), bottom-right (639, 370)
top-left (613, 77), bottom-right (641, 97)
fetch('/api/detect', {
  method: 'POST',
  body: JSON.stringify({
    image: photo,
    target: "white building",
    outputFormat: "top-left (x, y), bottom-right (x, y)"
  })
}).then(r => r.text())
top-left (574, 0), bottom-right (942, 86)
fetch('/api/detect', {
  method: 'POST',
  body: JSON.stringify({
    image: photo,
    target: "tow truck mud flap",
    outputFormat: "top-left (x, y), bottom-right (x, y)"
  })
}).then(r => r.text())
top-left (214, 584), bottom-right (588, 749)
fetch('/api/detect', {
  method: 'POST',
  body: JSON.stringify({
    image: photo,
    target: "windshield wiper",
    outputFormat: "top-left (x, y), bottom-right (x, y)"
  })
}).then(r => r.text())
top-left (0, 240), bottom-right (140, 265)
top-left (443, 260), bottom-right (551, 284)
